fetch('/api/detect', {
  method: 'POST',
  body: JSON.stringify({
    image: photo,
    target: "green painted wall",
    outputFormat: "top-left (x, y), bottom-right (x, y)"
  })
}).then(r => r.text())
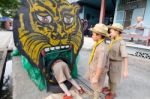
top-left (83, 6), bottom-right (100, 25)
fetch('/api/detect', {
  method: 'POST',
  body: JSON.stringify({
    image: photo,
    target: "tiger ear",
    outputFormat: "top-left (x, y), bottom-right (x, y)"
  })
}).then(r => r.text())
top-left (27, 0), bottom-right (36, 7)
top-left (72, 3), bottom-right (80, 14)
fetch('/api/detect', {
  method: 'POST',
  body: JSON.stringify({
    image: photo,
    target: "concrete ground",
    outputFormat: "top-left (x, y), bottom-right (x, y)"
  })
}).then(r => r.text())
top-left (12, 37), bottom-right (150, 99)
top-left (78, 49), bottom-right (150, 99)
top-left (13, 49), bottom-right (150, 99)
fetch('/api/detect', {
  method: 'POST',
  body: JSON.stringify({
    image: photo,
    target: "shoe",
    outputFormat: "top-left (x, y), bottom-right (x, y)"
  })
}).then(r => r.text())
top-left (78, 86), bottom-right (85, 94)
top-left (102, 87), bottom-right (110, 94)
top-left (105, 93), bottom-right (116, 99)
top-left (63, 95), bottom-right (73, 99)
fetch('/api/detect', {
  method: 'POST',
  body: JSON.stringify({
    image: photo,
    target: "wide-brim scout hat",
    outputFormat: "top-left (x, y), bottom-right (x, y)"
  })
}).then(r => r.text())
top-left (108, 23), bottom-right (124, 33)
top-left (89, 23), bottom-right (109, 38)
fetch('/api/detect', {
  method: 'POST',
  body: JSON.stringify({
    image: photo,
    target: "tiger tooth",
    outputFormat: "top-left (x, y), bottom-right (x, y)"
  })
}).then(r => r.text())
top-left (55, 46), bottom-right (60, 50)
top-left (66, 45), bottom-right (69, 48)
top-left (61, 46), bottom-right (65, 49)
top-left (45, 48), bottom-right (50, 52)
top-left (50, 47), bottom-right (55, 50)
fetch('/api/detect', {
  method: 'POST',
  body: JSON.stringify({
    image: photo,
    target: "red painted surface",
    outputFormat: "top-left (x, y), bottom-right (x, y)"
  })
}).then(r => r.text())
top-left (99, 0), bottom-right (106, 23)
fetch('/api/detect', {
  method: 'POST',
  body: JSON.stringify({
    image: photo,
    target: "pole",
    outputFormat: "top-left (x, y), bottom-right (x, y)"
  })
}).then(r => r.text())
top-left (99, 0), bottom-right (106, 23)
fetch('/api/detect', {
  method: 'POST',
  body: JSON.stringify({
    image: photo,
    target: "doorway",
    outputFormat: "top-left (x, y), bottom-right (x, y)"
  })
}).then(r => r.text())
top-left (124, 10), bottom-right (133, 28)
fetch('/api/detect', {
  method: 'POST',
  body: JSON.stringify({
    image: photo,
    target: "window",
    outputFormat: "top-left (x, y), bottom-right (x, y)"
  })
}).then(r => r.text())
top-left (119, 0), bottom-right (146, 10)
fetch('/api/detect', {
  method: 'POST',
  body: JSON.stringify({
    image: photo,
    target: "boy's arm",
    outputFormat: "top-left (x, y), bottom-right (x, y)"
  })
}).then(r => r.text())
top-left (95, 68), bottom-right (102, 79)
top-left (120, 41), bottom-right (128, 78)
top-left (92, 49), bottom-right (106, 84)
top-left (123, 57), bottom-right (128, 78)
top-left (91, 67), bottom-right (102, 84)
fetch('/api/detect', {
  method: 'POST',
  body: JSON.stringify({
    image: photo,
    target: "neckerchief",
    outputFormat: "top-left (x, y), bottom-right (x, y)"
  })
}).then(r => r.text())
top-left (108, 35), bottom-right (122, 50)
top-left (88, 39), bottom-right (104, 65)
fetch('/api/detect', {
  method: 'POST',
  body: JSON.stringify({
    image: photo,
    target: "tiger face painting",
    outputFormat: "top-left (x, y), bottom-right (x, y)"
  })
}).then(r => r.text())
top-left (13, 0), bottom-right (83, 70)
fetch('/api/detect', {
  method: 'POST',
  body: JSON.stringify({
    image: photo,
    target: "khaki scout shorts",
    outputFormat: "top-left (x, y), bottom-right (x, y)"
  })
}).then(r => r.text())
top-left (52, 61), bottom-right (72, 84)
top-left (108, 61), bottom-right (123, 84)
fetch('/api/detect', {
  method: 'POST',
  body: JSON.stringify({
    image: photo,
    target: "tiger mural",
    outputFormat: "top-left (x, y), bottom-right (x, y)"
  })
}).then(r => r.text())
top-left (13, 0), bottom-right (83, 92)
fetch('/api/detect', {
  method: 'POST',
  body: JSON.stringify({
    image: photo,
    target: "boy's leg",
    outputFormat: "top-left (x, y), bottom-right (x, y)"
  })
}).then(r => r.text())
top-left (105, 75), bottom-right (117, 99)
top-left (68, 78), bottom-right (86, 94)
top-left (59, 83), bottom-right (72, 96)
top-left (62, 62), bottom-right (80, 90)
top-left (63, 62), bottom-right (85, 94)
top-left (108, 73), bottom-right (116, 94)
top-left (108, 71), bottom-right (118, 94)
top-left (92, 83), bottom-right (102, 99)
top-left (93, 91), bottom-right (101, 99)
top-left (52, 62), bottom-right (68, 83)
top-left (94, 74), bottom-right (106, 99)
top-left (52, 61), bottom-right (72, 96)
top-left (109, 81), bottom-right (117, 94)
top-left (109, 61), bottom-right (122, 93)
top-left (91, 75), bottom-right (105, 99)
top-left (68, 79), bottom-right (80, 90)
top-left (106, 62), bottom-right (122, 99)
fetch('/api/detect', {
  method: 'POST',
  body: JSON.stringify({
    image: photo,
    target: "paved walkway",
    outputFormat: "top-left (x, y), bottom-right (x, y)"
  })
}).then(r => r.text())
top-left (78, 49), bottom-right (150, 99)
top-left (12, 37), bottom-right (150, 99)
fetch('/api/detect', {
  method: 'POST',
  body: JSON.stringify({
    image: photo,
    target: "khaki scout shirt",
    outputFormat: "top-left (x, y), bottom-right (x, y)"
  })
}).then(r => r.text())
top-left (89, 42), bottom-right (109, 74)
top-left (109, 40), bottom-right (128, 61)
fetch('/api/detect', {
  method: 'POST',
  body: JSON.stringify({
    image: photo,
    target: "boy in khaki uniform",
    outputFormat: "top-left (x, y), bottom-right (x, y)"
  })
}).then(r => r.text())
top-left (52, 60), bottom-right (85, 99)
top-left (104, 23), bottom-right (128, 99)
top-left (87, 23), bottom-right (110, 99)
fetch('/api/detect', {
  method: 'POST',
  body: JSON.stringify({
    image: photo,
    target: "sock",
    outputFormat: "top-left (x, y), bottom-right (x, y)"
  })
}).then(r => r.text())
top-left (59, 83), bottom-right (71, 96)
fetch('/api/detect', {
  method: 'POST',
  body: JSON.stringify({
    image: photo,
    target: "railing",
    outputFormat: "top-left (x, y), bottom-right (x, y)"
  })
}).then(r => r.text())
top-left (122, 28), bottom-right (150, 46)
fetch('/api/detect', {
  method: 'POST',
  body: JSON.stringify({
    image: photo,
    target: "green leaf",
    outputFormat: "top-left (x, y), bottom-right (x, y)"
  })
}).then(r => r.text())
top-left (0, 0), bottom-right (22, 17)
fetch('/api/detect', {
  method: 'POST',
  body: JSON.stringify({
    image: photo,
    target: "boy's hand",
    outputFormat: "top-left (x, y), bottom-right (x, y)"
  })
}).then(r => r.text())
top-left (91, 76), bottom-right (98, 84)
top-left (123, 58), bottom-right (128, 78)
top-left (123, 70), bottom-right (128, 78)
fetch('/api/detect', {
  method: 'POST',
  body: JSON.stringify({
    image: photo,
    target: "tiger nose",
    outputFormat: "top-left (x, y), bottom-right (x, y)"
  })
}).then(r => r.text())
top-left (54, 17), bottom-right (60, 22)
top-left (52, 32), bottom-right (67, 40)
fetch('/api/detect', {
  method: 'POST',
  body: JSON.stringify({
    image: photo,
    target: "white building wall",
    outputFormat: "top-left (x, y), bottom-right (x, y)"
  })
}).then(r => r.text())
top-left (68, 0), bottom-right (79, 3)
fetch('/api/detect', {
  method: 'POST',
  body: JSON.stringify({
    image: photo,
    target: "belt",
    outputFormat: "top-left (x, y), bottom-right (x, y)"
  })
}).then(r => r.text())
top-left (110, 59), bottom-right (122, 62)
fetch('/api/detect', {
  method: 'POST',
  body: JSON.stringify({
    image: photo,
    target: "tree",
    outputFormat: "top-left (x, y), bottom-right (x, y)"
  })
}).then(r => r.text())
top-left (0, 0), bottom-right (21, 18)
